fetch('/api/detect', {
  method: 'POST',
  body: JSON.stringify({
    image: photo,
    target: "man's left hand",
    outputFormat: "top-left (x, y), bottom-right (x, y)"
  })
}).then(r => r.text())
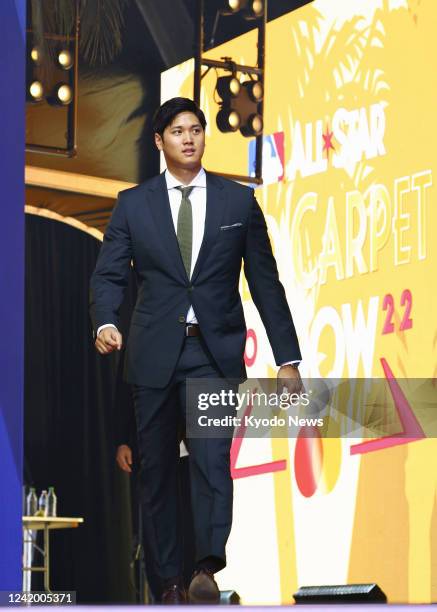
top-left (277, 364), bottom-right (304, 396)
top-left (116, 444), bottom-right (133, 473)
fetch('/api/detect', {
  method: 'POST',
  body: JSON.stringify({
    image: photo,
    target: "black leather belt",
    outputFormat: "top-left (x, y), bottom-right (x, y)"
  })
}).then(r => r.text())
top-left (185, 324), bottom-right (200, 337)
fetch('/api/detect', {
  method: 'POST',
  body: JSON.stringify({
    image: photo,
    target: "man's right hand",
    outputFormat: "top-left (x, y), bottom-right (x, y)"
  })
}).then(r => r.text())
top-left (95, 327), bottom-right (123, 354)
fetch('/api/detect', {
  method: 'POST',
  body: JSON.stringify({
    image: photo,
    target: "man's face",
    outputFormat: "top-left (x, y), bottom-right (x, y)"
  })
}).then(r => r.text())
top-left (155, 111), bottom-right (205, 170)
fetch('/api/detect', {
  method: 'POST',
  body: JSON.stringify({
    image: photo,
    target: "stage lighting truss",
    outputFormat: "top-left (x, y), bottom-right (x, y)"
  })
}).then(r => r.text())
top-left (25, 0), bottom-right (79, 156)
top-left (194, 0), bottom-right (267, 184)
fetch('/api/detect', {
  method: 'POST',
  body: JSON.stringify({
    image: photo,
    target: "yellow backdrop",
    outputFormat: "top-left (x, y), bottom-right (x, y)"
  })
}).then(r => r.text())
top-left (162, 0), bottom-right (437, 603)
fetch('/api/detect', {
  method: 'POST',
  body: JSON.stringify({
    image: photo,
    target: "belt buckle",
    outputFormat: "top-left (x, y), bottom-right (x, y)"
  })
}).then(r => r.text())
top-left (186, 324), bottom-right (198, 337)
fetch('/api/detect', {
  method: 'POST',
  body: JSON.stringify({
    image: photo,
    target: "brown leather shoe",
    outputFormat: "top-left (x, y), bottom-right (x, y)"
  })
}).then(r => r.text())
top-left (188, 569), bottom-right (220, 604)
top-left (161, 584), bottom-right (187, 605)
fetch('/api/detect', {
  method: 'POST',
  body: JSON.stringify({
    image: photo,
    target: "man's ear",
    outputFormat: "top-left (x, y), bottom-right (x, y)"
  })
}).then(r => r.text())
top-left (154, 132), bottom-right (163, 151)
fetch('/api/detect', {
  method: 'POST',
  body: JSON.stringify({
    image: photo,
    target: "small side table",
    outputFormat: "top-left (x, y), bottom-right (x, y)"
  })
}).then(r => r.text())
top-left (23, 516), bottom-right (84, 592)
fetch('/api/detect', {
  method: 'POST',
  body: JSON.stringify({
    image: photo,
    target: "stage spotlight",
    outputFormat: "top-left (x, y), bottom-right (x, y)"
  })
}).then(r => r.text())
top-left (28, 80), bottom-right (44, 102)
top-left (54, 83), bottom-right (73, 105)
top-left (217, 108), bottom-right (241, 132)
top-left (242, 79), bottom-right (263, 102)
top-left (240, 113), bottom-right (263, 137)
top-left (58, 49), bottom-right (73, 70)
top-left (221, 0), bottom-right (243, 15)
top-left (220, 0), bottom-right (263, 18)
top-left (215, 72), bottom-right (263, 137)
top-left (243, 0), bottom-right (264, 20)
top-left (30, 47), bottom-right (40, 63)
top-left (216, 75), bottom-right (241, 100)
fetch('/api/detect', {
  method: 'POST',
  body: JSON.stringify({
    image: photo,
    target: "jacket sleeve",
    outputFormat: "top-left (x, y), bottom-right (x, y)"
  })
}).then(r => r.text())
top-left (89, 193), bottom-right (132, 335)
top-left (243, 192), bottom-right (302, 365)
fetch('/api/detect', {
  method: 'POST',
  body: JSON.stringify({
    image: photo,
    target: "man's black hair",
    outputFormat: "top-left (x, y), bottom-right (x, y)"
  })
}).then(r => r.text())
top-left (152, 97), bottom-right (207, 137)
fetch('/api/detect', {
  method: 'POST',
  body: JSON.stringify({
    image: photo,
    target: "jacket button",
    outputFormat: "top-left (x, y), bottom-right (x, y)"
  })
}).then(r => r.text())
top-left (188, 285), bottom-right (193, 293)
top-left (178, 315), bottom-right (186, 323)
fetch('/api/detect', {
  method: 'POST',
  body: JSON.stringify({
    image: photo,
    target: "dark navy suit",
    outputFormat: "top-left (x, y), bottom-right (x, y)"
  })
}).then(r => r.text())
top-left (90, 170), bottom-right (301, 582)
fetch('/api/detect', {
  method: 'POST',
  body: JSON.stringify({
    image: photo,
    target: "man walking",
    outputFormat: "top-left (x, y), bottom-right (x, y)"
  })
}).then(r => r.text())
top-left (90, 97), bottom-right (302, 604)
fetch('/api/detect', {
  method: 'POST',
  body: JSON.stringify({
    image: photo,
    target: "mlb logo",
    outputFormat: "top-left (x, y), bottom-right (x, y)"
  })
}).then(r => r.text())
top-left (248, 132), bottom-right (285, 188)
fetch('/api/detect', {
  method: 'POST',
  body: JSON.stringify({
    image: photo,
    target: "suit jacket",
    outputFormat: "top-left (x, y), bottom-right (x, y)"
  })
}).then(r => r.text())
top-left (90, 171), bottom-right (301, 388)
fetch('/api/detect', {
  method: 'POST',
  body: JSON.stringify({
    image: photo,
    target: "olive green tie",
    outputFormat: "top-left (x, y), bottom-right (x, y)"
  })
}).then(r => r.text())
top-left (176, 186), bottom-right (194, 278)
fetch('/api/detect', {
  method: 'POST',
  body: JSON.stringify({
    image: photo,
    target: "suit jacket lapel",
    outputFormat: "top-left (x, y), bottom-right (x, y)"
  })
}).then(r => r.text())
top-left (191, 171), bottom-right (226, 283)
top-left (146, 172), bottom-right (188, 283)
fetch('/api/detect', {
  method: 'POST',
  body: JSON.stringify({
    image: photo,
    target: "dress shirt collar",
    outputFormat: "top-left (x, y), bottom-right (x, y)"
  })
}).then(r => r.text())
top-left (165, 167), bottom-right (206, 191)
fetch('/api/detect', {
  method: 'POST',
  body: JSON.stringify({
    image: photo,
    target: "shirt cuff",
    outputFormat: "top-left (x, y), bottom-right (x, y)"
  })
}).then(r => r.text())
top-left (96, 323), bottom-right (118, 337)
top-left (280, 360), bottom-right (301, 367)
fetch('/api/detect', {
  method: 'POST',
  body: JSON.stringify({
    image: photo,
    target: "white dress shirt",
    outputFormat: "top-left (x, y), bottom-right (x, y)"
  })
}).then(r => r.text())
top-left (97, 168), bottom-right (299, 367)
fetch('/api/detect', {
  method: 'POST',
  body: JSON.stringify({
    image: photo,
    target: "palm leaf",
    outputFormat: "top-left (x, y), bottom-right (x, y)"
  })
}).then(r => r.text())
top-left (54, 0), bottom-right (76, 39)
top-left (30, 0), bottom-right (45, 57)
top-left (30, 0), bottom-right (129, 67)
top-left (79, 0), bottom-right (129, 66)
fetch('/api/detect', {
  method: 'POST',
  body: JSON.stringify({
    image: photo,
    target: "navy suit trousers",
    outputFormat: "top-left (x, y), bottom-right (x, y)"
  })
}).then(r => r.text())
top-left (132, 334), bottom-right (235, 583)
